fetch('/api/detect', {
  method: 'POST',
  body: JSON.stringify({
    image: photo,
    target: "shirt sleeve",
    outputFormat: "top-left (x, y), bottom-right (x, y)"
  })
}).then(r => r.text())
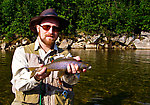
top-left (11, 47), bottom-right (41, 92)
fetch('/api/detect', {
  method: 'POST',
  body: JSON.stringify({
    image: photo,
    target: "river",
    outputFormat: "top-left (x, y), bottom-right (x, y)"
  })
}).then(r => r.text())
top-left (0, 49), bottom-right (149, 105)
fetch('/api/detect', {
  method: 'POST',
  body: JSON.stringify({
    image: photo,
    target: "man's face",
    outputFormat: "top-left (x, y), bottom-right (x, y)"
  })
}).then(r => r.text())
top-left (36, 17), bottom-right (59, 45)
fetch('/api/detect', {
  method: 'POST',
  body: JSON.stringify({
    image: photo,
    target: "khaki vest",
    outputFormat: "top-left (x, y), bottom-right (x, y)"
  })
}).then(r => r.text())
top-left (14, 43), bottom-right (74, 105)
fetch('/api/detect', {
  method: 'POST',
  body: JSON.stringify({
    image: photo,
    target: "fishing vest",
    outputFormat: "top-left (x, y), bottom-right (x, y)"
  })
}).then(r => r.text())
top-left (14, 43), bottom-right (74, 105)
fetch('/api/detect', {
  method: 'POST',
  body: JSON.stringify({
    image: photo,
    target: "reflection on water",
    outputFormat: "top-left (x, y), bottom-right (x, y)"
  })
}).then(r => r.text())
top-left (70, 49), bottom-right (150, 105)
top-left (0, 50), bottom-right (14, 104)
top-left (0, 49), bottom-right (150, 105)
top-left (134, 50), bottom-right (150, 64)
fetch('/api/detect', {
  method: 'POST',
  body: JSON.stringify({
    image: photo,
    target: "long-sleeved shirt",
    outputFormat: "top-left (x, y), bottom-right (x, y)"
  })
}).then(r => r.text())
top-left (11, 39), bottom-right (79, 93)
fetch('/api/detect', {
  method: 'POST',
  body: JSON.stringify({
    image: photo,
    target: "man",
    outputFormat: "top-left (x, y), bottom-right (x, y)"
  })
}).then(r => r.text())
top-left (11, 8), bottom-right (84, 105)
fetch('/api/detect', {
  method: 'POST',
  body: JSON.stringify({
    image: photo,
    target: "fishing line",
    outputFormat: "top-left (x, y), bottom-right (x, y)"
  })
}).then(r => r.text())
top-left (110, 67), bottom-right (131, 78)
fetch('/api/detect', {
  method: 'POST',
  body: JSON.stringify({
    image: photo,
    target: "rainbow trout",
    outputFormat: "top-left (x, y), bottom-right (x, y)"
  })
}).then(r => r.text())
top-left (28, 58), bottom-right (91, 78)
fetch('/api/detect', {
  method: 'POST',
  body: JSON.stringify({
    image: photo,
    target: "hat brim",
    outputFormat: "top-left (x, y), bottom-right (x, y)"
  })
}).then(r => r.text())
top-left (29, 15), bottom-right (69, 33)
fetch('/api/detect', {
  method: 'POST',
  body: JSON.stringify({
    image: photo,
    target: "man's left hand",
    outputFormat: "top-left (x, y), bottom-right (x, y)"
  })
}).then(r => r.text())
top-left (67, 56), bottom-right (86, 74)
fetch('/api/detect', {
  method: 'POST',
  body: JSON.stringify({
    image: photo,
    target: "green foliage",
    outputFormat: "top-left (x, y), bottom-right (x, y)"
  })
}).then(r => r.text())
top-left (0, 0), bottom-right (150, 42)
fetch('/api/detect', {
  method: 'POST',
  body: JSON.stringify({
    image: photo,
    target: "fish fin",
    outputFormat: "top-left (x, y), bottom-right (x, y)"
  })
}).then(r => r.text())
top-left (28, 67), bottom-right (38, 71)
top-left (58, 71), bottom-right (66, 78)
top-left (54, 57), bottom-right (74, 62)
top-left (30, 70), bottom-right (37, 78)
top-left (53, 57), bottom-right (64, 62)
top-left (28, 67), bottom-right (39, 78)
top-left (46, 69), bottom-right (56, 72)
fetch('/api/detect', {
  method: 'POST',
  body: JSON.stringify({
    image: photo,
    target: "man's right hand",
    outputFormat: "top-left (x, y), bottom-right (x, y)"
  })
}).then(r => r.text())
top-left (34, 65), bottom-right (50, 81)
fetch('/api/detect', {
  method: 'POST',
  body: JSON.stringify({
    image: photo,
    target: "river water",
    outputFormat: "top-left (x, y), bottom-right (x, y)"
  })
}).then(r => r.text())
top-left (0, 49), bottom-right (149, 105)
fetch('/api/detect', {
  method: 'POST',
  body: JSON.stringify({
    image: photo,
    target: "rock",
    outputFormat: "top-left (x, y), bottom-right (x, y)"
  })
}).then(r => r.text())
top-left (77, 37), bottom-right (85, 43)
top-left (1, 42), bottom-right (8, 50)
top-left (141, 31), bottom-right (150, 35)
top-left (128, 44), bottom-right (136, 49)
top-left (59, 39), bottom-right (69, 49)
top-left (67, 39), bottom-right (73, 45)
top-left (122, 46), bottom-right (126, 50)
top-left (104, 44), bottom-right (109, 48)
top-left (112, 45), bottom-right (117, 49)
top-left (99, 43), bottom-right (105, 46)
top-left (118, 36), bottom-right (126, 43)
top-left (71, 42), bottom-right (85, 49)
top-left (118, 45), bottom-right (123, 49)
top-left (22, 38), bottom-right (30, 45)
top-left (125, 37), bottom-right (134, 45)
top-left (22, 39), bottom-right (27, 45)
top-left (86, 44), bottom-right (97, 49)
top-left (59, 39), bottom-right (73, 49)
top-left (16, 42), bottom-right (19, 46)
top-left (111, 36), bottom-right (120, 42)
top-left (9, 46), bottom-right (15, 50)
top-left (98, 45), bottom-right (103, 49)
top-left (85, 35), bottom-right (91, 40)
top-left (133, 38), bottom-right (150, 49)
top-left (78, 32), bottom-right (85, 36)
top-left (90, 34), bottom-right (101, 43)
top-left (103, 37), bottom-right (107, 42)
top-left (87, 41), bottom-right (91, 44)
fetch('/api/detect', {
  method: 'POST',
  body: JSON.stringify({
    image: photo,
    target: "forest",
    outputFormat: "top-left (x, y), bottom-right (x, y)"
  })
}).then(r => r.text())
top-left (0, 0), bottom-right (150, 42)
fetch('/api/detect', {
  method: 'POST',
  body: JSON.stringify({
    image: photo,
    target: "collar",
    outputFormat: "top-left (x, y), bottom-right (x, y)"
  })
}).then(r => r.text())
top-left (34, 39), bottom-right (58, 52)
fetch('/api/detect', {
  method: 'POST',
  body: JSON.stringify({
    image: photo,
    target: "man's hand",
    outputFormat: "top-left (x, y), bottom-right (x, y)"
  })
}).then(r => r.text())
top-left (67, 56), bottom-right (86, 74)
top-left (34, 64), bottom-right (50, 81)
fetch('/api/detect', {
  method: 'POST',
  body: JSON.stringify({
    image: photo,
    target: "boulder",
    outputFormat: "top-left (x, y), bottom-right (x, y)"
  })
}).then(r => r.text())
top-left (22, 38), bottom-right (31, 45)
top-left (103, 37), bottom-right (108, 42)
top-left (118, 36), bottom-right (126, 43)
top-left (71, 42), bottom-right (85, 49)
top-left (90, 34), bottom-right (101, 43)
top-left (111, 36), bottom-right (119, 42)
top-left (125, 37), bottom-right (134, 45)
top-left (59, 39), bottom-right (69, 49)
top-left (86, 44), bottom-right (97, 49)
top-left (104, 44), bottom-right (109, 48)
top-left (67, 39), bottom-right (73, 47)
top-left (141, 31), bottom-right (150, 35)
top-left (77, 37), bottom-right (85, 43)
top-left (133, 38), bottom-right (150, 49)
top-left (78, 32), bottom-right (85, 36)
top-left (1, 42), bottom-right (8, 50)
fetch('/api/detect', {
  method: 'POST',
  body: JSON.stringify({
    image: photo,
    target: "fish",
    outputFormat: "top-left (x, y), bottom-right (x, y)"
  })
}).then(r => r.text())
top-left (28, 58), bottom-right (91, 78)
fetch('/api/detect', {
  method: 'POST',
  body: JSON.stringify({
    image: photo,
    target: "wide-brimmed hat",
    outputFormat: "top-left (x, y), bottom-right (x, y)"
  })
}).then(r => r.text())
top-left (29, 8), bottom-right (69, 33)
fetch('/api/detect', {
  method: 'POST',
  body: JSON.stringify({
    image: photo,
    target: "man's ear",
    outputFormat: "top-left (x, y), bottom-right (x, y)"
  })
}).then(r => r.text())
top-left (36, 25), bottom-right (40, 33)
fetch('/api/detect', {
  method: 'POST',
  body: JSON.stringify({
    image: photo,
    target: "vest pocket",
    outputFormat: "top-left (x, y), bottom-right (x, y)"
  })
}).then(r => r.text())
top-left (55, 91), bottom-right (74, 105)
top-left (24, 92), bottom-right (39, 103)
top-left (15, 90), bottom-right (40, 104)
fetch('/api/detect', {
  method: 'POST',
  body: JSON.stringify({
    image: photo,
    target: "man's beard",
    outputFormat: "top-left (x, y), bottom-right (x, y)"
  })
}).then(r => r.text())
top-left (38, 31), bottom-right (56, 45)
top-left (41, 35), bottom-right (55, 45)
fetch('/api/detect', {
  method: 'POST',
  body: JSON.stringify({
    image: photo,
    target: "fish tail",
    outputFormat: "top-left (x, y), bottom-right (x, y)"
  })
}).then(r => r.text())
top-left (28, 67), bottom-right (38, 71)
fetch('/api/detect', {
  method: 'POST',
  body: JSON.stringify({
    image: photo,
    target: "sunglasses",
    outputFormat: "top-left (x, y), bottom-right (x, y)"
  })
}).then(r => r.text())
top-left (39, 25), bottom-right (59, 31)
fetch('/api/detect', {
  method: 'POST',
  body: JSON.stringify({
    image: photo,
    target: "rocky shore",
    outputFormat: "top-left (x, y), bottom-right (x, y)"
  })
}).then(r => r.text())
top-left (1, 32), bottom-right (150, 50)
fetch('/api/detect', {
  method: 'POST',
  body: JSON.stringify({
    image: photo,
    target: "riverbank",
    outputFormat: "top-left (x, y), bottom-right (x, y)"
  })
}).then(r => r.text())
top-left (0, 31), bottom-right (150, 50)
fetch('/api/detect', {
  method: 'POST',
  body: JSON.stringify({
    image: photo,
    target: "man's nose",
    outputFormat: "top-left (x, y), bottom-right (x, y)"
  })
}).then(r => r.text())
top-left (48, 27), bottom-right (53, 34)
